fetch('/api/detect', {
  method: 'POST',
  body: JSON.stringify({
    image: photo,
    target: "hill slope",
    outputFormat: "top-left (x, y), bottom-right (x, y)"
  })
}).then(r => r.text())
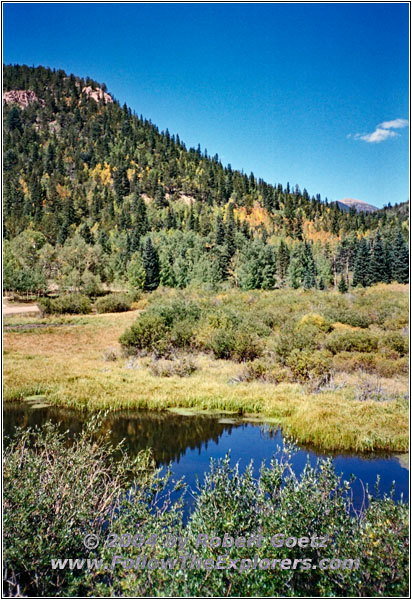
top-left (3, 64), bottom-right (409, 294)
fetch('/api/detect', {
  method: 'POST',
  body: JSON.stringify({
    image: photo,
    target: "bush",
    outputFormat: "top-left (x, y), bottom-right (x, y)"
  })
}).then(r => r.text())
top-left (119, 313), bottom-right (169, 355)
top-left (325, 308), bottom-right (371, 329)
top-left (381, 332), bottom-right (408, 356)
top-left (236, 359), bottom-right (291, 383)
top-left (150, 298), bottom-right (201, 328)
top-left (298, 313), bottom-right (333, 332)
top-left (209, 328), bottom-right (237, 359)
top-left (149, 356), bottom-right (197, 377)
top-left (276, 322), bottom-right (324, 362)
top-left (287, 349), bottom-right (333, 388)
top-left (95, 293), bottom-right (132, 314)
top-left (332, 352), bottom-right (377, 373)
top-left (325, 330), bottom-right (378, 354)
top-left (38, 293), bottom-right (91, 315)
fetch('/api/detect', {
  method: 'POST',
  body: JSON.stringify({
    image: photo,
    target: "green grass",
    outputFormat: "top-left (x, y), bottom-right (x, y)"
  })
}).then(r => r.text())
top-left (3, 285), bottom-right (409, 452)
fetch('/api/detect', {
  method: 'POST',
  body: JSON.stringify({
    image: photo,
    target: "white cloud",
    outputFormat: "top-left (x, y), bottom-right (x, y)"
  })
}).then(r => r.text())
top-left (379, 118), bottom-right (409, 130)
top-left (350, 118), bottom-right (408, 144)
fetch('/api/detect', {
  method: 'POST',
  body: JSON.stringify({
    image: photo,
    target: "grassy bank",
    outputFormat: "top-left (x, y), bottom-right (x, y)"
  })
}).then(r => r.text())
top-left (3, 285), bottom-right (409, 453)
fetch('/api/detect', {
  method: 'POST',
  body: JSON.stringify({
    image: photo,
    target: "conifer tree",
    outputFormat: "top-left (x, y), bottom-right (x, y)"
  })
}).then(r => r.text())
top-left (391, 229), bottom-right (409, 283)
top-left (215, 214), bottom-right (225, 246)
top-left (134, 195), bottom-right (149, 237)
top-left (338, 274), bottom-right (348, 293)
top-left (352, 238), bottom-right (371, 287)
top-left (142, 237), bottom-right (160, 291)
top-left (369, 232), bottom-right (387, 284)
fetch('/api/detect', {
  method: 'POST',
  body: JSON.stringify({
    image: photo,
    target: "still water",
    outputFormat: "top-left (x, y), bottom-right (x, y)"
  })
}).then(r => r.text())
top-left (3, 403), bottom-right (409, 511)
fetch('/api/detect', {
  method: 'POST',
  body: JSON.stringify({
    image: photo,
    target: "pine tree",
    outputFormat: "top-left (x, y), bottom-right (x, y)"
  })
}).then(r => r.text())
top-left (369, 232), bottom-right (386, 284)
top-left (134, 195), bottom-right (149, 236)
top-left (81, 223), bottom-right (94, 245)
top-left (215, 214), bottom-right (225, 246)
top-left (338, 275), bottom-right (348, 293)
top-left (225, 205), bottom-right (237, 258)
top-left (352, 238), bottom-right (371, 287)
top-left (318, 277), bottom-right (325, 290)
top-left (142, 237), bottom-right (160, 291)
top-left (277, 240), bottom-right (290, 283)
top-left (391, 229), bottom-right (409, 283)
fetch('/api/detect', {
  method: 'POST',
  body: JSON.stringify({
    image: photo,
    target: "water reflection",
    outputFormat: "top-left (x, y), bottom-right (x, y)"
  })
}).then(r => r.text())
top-left (3, 403), bottom-right (409, 509)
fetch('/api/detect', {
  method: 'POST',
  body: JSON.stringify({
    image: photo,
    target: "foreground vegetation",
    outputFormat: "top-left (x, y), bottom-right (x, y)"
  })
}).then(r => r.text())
top-left (4, 285), bottom-right (408, 452)
top-left (3, 421), bottom-right (408, 597)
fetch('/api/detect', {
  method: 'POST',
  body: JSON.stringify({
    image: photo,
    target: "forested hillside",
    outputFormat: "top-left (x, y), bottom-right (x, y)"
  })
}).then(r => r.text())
top-left (3, 64), bottom-right (409, 295)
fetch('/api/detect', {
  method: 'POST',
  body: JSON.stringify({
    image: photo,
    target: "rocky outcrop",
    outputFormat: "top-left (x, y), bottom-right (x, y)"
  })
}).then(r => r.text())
top-left (81, 86), bottom-right (113, 104)
top-left (3, 89), bottom-right (45, 108)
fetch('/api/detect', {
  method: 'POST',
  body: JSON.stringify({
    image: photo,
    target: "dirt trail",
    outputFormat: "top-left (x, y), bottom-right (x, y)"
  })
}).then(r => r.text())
top-left (3, 297), bottom-right (41, 316)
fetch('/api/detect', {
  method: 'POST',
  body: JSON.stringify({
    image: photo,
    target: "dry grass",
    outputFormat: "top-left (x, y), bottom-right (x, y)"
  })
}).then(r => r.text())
top-left (4, 303), bottom-right (408, 453)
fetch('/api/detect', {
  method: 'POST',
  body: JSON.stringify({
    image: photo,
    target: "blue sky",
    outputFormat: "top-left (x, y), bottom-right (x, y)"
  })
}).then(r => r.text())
top-left (3, 3), bottom-right (409, 207)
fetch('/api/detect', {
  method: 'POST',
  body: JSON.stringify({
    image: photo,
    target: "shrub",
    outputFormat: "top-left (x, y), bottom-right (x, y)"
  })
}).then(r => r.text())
top-left (232, 330), bottom-right (263, 362)
top-left (276, 322), bottom-right (324, 362)
top-left (150, 298), bottom-right (201, 328)
top-left (325, 330), bottom-right (378, 354)
top-left (287, 349), bottom-right (333, 388)
top-left (332, 352), bottom-right (377, 373)
top-left (119, 313), bottom-right (169, 355)
top-left (374, 357), bottom-right (409, 378)
top-left (381, 332), bottom-right (408, 356)
top-left (209, 328), bottom-right (237, 359)
top-left (149, 356), bottom-right (197, 377)
top-left (324, 308), bottom-right (371, 329)
top-left (169, 319), bottom-right (195, 349)
top-left (38, 293), bottom-right (91, 315)
top-left (298, 313), bottom-right (333, 332)
top-left (95, 293), bottom-right (132, 314)
top-left (236, 359), bottom-right (291, 383)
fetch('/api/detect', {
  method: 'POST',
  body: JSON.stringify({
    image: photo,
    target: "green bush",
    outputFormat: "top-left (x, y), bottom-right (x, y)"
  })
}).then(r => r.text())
top-left (381, 332), bottom-right (408, 356)
top-left (119, 313), bottom-right (169, 354)
top-left (95, 293), bottom-right (132, 313)
top-left (325, 308), bottom-right (371, 329)
top-left (38, 293), bottom-right (91, 315)
top-left (237, 359), bottom-right (291, 383)
top-left (3, 422), bottom-right (408, 597)
top-left (209, 328), bottom-right (237, 359)
top-left (276, 322), bottom-right (324, 362)
top-left (232, 330), bottom-right (263, 362)
top-left (287, 349), bottom-right (333, 387)
top-left (325, 330), bottom-right (378, 354)
top-left (332, 352), bottom-right (377, 373)
top-left (150, 298), bottom-right (201, 327)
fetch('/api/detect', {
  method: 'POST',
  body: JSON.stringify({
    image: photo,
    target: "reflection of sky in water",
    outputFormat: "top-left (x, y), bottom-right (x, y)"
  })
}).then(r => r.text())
top-left (4, 404), bottom-right (409, 515)
top-left (161, 423), bottom-right (409, 512)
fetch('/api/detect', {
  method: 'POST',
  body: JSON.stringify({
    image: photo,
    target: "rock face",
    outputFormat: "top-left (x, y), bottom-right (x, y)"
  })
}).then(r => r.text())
top-left (336, 198), bottom-right (378, 213)
top-left (3, 89), bottom-right (45, 108)
top-left (81, 86), bottom-right (113, 104)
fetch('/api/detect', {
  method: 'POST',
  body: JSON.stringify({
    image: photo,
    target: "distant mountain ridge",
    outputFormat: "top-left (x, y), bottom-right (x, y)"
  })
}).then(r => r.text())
top-left (336, 198), bottom-right (378, 213)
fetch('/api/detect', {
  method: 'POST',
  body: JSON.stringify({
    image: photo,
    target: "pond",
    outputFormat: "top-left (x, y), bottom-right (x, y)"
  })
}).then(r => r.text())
top-left (3, 402), bottom-right (409, 512)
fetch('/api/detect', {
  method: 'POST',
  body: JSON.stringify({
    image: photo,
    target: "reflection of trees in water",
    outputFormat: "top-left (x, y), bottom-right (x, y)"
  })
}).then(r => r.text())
top-left (100, 412), bottom-right (235, 465)
top-left (4, 405), bottom-right (241, 465)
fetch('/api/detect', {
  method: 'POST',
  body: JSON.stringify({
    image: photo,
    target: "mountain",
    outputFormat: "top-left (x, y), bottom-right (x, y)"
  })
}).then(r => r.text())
top-left (336, 198), bottom-right (378, 213)
top-left (2, 64), bottom-right (409, 294)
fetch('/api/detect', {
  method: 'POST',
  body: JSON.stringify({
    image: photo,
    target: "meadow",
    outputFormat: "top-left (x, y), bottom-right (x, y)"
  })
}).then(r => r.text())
top-left (3, 283), bottom-right (409, 453)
